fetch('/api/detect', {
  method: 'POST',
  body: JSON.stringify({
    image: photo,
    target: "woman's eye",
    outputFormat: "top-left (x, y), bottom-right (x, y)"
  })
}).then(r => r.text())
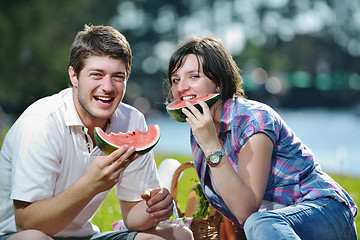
top-left (172, 78), bottom-right (179, 84)
top-left (190, 75), bottom-right (199, 79)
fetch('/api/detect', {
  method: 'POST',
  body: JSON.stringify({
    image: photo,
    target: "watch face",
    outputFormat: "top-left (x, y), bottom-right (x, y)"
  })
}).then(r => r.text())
top-left (207, 149), bottom-right (225, 166)
top-left (209, 154), bottom-right (220, 164)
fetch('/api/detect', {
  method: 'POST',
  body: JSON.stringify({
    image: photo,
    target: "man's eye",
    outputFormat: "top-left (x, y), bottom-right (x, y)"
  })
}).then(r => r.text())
top-left (90, 73), bottom-right (102, 78)
top-left (114, 76), bottom-right (125, 82)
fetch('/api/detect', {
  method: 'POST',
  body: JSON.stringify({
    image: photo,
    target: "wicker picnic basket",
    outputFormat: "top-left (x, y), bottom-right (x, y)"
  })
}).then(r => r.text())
top-left (170, 161), bottom-right (246, 240)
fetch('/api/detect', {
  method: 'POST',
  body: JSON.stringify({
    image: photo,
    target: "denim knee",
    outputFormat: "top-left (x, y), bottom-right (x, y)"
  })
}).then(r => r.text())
top-left (243, 211), bottom-right (300, 240)
top-left (244, 212), bottom-right (276, 239)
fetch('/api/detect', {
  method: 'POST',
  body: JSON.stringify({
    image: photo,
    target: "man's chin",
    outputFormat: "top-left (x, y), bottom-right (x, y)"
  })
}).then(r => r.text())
top-left (88, 109), bottom-right (116, 122)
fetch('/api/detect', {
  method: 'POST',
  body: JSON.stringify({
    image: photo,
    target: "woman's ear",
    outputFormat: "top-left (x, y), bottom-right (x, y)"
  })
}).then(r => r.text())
top-left (68, 66), bottom-right (78, 87)
top-left (216, 85), bottom-right (220, 93)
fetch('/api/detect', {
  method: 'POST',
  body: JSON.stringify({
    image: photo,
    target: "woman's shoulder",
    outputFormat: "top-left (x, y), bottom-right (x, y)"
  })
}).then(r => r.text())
top-left (233, 98), bottom-right (279, 118)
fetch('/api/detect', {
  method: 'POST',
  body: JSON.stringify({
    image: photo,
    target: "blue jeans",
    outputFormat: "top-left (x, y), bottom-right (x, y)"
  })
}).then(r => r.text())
top-left (244, 198), bottom-right (357, 240)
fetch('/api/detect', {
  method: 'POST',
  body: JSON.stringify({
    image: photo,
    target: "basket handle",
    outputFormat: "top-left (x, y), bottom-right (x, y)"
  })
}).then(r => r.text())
top-left (170, 161), bottom-right (195, 217)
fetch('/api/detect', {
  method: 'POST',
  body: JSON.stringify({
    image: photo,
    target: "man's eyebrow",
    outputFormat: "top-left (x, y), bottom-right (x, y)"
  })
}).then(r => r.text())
top-left (88, 68), bottom-right (104, 72)
top-left (88, 68), bottom-right (126, 75)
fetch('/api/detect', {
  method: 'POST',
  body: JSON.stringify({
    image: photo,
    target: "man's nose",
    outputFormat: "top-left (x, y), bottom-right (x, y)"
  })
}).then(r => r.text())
top-left (101, 75), bottom-right (115, 92)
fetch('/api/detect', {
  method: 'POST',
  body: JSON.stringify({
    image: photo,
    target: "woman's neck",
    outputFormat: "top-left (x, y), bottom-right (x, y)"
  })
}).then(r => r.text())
top-left (211, 100), bottom-right (224, 135)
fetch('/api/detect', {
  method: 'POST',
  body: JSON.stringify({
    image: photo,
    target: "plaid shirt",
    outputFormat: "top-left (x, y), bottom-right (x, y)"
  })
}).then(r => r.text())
top-left (191, 97), bottom-right (357, 226)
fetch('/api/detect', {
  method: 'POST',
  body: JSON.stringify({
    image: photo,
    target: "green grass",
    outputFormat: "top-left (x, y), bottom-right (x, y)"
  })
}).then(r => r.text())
top-left (92, 153), bottom-right (360, 236)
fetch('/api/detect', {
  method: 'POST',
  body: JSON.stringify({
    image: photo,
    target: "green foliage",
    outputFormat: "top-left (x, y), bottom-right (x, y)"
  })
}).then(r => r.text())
top-left (2, 1), bottom-right (360, 118)
top-left (0, 0), bottom-right (118, 117)
top-left (192, 183), bottom-right (210, 219)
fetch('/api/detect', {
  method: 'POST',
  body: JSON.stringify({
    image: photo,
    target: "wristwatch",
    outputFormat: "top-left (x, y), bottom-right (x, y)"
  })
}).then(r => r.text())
top-left (206, 149), bottom-right (225, 166)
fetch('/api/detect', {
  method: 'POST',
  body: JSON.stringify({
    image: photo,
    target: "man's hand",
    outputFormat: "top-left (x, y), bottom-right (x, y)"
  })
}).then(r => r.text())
top-left (85, 145), bottom-right (139, 194)
top-left (141, 188), bottom-right (174, 223)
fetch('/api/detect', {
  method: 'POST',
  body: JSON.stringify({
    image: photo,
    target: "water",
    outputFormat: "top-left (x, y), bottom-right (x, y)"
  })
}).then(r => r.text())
top-left (149, 108), bottom-right (360, 177)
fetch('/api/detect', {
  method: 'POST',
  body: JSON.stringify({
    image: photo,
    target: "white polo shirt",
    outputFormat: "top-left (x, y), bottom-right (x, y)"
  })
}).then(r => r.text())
top-left (0, 88), bottom-right (160, 237)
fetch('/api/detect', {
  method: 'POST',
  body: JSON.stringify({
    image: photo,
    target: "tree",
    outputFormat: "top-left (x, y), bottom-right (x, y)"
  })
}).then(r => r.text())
top-left (0, 0), bottom-right (118, 117)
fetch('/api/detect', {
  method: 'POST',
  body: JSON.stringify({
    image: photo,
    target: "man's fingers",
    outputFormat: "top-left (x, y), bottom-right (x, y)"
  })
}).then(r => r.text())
top-left (110, 146), bottom-right (137, 163)
top-left (146, 189), bottom-right (172, 210)
top-left (141, 189), bottom-right (151, 203)
top-left (147, 199), bottom-right (174, 221)
top-left (106, 145), bottom-right (130, 165)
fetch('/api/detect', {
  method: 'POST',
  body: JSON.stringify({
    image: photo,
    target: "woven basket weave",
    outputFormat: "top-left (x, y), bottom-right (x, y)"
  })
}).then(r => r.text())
top-left (170, 161), bottom-right (246, 240)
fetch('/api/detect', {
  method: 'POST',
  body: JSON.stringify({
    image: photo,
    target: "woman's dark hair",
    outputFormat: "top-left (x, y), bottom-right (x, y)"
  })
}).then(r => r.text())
top-left (166, 37), bottom-right (244, 102)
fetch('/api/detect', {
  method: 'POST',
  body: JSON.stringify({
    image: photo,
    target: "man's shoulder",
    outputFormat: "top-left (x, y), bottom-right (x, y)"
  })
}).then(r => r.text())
top-left (117, 102), bottom-right (145, 120)
top-left (22, 89), bottom-right (70, 118)
top-left (110, 102), bottom-right (147, 132)
top-left (118, 101), bottom-right (143, 114)
top-left (15, 88), bottom-right (71, 130)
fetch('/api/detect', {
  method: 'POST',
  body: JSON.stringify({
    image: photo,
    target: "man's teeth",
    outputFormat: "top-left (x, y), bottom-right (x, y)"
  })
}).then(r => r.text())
top-left (96, 96), bottom-right (112, 101)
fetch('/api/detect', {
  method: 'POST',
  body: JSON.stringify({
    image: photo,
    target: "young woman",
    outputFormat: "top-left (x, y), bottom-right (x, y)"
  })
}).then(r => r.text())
top-left (165, 37), bottom-right (357, 239)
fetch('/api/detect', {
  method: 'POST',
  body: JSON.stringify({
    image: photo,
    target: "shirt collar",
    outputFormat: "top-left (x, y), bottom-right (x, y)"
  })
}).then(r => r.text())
top-left (220, 97), bottom-right (235, 133)
top-left (106, 107), bottom-right (125, 133)
top-left (63, 88), bottom-right (83, 127)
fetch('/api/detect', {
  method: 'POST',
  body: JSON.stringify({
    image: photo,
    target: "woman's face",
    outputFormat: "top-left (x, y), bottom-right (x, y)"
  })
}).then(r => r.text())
top-left (170, 54), bottom-right (219, 101)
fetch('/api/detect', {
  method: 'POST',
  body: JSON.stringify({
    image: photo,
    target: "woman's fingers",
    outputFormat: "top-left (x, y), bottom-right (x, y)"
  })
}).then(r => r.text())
top-left (183, 100), bottom-right (209, 122)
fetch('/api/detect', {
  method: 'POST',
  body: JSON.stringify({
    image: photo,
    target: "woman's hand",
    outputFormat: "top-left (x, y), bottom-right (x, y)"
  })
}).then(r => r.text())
top-left (182, 100), bottom-right (222, 155)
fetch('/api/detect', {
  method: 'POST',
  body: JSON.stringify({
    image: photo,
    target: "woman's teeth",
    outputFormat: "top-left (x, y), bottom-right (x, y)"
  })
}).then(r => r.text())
top-left (182, 96), bottom-right (196, 100)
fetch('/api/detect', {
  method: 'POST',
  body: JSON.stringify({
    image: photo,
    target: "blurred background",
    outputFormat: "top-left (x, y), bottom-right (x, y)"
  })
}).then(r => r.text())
top-left (0, 0), bottom-right (359, 176)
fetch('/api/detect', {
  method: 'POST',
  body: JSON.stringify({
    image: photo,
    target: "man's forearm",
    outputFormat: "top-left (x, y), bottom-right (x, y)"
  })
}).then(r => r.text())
top-left (121, 200), bottom-right (159, 231)
top-left (14, 176), bottom-right (97, 236)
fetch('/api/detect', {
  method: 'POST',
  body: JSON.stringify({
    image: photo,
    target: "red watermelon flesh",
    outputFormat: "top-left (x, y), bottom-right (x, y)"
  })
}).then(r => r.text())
top-left (166, 93), bottom-right (221, 122)
top-left (94, 125), bottom-right (161, 155)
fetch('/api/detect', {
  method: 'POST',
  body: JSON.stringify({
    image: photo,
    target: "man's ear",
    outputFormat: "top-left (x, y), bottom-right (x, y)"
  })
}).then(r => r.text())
top-left (68, 66), bottom-right (78, 87)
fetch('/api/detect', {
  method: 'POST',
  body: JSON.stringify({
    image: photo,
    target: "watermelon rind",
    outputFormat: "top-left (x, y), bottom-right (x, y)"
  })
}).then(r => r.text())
top-left (166, 93), bottom-right (221, 122)
top-left (94, 125), bottom-right (161, 155)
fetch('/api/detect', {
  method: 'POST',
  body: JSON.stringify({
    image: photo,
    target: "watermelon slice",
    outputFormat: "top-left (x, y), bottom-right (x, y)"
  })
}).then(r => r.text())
top-left (94, 125), bottom-right (161, 155)
top-left (166, 93), bottom-right (221, 122)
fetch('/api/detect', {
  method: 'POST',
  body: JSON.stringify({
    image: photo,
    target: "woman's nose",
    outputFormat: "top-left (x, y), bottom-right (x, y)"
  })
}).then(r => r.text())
top-left (177, 79), bottom-right (189, 92)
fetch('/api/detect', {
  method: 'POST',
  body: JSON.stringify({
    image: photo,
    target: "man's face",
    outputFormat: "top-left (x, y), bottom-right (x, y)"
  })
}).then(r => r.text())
top-left (69, 55), bottom-right (127, 127)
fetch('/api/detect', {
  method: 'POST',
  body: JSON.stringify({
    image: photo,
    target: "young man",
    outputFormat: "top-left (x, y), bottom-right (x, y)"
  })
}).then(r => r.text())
top-left (0, 25), bottom-right (193, 240)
